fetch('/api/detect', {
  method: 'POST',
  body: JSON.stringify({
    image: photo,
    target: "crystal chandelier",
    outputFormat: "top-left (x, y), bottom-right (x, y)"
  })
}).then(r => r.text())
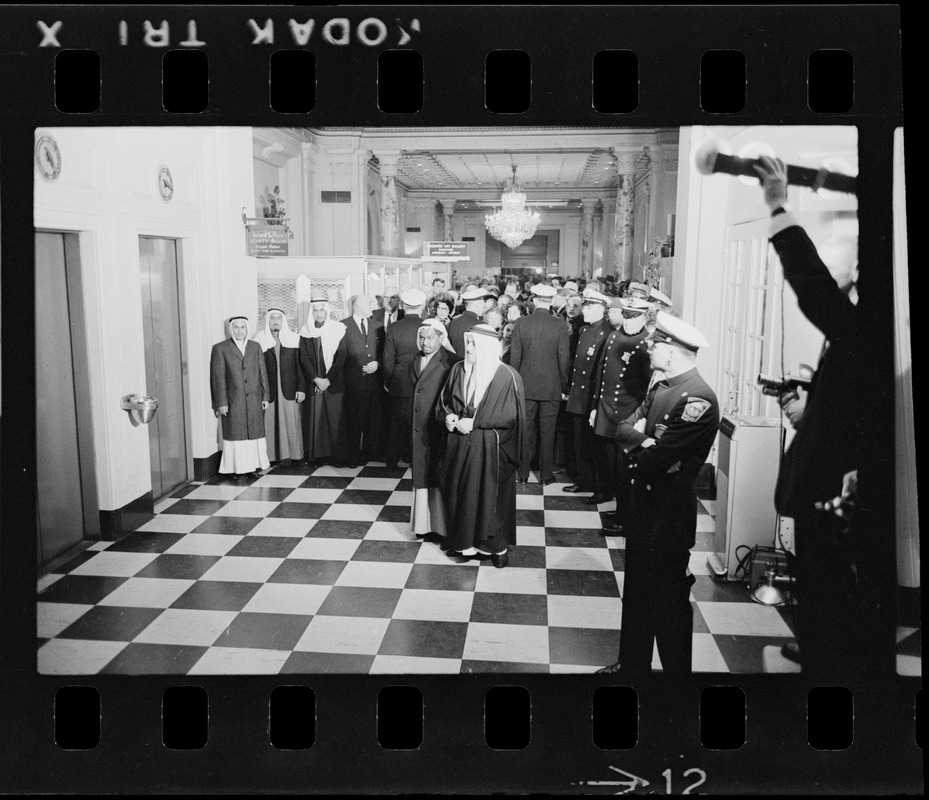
top-left (484, 164), bottom-right (541, 249)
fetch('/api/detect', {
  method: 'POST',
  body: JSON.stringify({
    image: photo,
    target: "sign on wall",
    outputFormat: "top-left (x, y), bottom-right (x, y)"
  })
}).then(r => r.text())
top-left (246, 225), bottom-right (289, 257)
top-left (423, 241), bottom-right (469, 259)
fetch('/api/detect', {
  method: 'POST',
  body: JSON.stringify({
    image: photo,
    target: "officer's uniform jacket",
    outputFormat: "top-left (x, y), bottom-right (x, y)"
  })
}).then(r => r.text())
top-left (508, 308), bottom-right (570, 402)
top-left (616, 366), bottom-right (720, 550)
top-left (591, 327), bottom-right (652, 438)
top-left (565, 318), bottom-right (611, 416)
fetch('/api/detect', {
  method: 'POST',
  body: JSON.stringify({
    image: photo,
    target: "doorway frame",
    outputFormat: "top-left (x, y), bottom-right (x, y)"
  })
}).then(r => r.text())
top-left (35, 228), bottom-right (101, 559)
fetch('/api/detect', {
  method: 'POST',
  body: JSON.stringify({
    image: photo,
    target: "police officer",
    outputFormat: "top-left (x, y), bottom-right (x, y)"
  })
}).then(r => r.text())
top-left (448, 287), bottom-right (489, 358)
top-left (563, 290), bottom-right (612, 497)
top-left (597, 312), bottom-right (719, 677)
top-left (509, 283), bottom-right (571, 485)
top-left (589, 297), bottom-right (653, 520)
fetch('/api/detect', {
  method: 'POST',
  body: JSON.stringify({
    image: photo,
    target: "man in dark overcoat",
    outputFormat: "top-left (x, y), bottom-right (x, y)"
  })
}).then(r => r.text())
top-left (341, 294), bottom-right (384, 466)
top-left (210, 315), bottom-right (270, 477)
top-left (382, 288), bottom-right (425, 468)
top-left (508, 283), bottom-right (570, 485)
top-left (408, 319), bottom-right (453, 537)
top-left (597, 312), bottom-right (719, 677)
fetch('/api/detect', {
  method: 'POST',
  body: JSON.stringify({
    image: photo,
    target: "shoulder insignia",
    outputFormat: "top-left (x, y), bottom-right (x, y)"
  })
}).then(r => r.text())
top-left (682, 397), bottom-right (711, 422)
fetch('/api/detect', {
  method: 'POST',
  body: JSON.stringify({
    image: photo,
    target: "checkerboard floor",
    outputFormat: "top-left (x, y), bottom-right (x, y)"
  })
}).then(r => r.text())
top-left (36, 461), bottom-right (811, 675)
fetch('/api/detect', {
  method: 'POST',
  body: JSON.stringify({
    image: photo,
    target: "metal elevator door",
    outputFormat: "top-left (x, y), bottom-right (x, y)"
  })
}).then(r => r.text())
top-left (139, 237), bottom-right (189, 499)
top-left (36, 231), bottom-right (99, 566)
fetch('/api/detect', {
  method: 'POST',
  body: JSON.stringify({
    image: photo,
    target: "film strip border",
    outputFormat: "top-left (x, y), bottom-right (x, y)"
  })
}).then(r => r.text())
top-left (0, 4), bottom-right (917, 795)
top-left (0, 6), bottom-right (904, 121)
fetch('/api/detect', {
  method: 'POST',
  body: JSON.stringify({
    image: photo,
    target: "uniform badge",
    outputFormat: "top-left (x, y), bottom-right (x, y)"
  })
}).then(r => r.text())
top-left (587, 346), bottom-right (595, 356)
top-left (621, 351), bottom-right (632, 364)
top-left (682, 397), bottom-right (711, 422)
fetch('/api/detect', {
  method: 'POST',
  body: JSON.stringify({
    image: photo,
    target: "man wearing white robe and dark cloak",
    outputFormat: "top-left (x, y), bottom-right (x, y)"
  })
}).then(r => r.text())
top-left (437, 324), bottom-right (528, 568)
top-left (299, 298), bottom-right (350, 464)
top-left (409, 319), bottom-right (453, 538)
top-left (254, 308), bottom-right (305, 464)
top-left (210, 316), bottom-right (271, 478)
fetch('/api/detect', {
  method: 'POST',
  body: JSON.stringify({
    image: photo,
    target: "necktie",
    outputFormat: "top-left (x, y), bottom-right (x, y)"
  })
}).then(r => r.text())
top-left (361, 319), bottom-right (367, 339)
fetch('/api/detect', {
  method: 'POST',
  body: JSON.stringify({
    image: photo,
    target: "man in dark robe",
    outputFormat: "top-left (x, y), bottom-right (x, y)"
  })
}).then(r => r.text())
top-left (437, 325), bottom-right (528, 569)
top-left (340, 293), bottom-right (384, 466)
top-left (382, 287), bottom-right (425, 468)
top-left (254, 308), bottom-right (304, 464)
top-left (299, 298), bottom-right (350, 465)
top-left (210, 316), bottom-right (270, 478)
top-left (597, 312), bottom-right (719, 677)
top-left (409, 319), bottom-right (453, 537)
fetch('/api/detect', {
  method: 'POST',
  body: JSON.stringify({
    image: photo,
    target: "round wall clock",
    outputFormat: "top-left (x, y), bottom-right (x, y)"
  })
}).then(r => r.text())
top-left (158, 165), bottom-right (174, 201)
top-left (35, 134), bottom-right (62, 181)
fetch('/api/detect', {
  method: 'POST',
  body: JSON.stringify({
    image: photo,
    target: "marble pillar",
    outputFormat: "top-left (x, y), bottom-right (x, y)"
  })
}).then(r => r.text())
top-left (613, 173), bottom-right (635, 282)
top-left (580, 199), bottom-right (597, 278)
top-left (377, 152), bottom-right (402, 257)
top-left (441, 199), bottom-right (456, 241)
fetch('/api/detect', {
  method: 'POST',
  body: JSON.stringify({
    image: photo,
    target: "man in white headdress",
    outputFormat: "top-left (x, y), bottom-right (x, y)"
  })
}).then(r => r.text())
top-left (409, 319), bottom-right (454, 537)
top-left (210, 316), bottom-right (271, 478)
top-left (437, 324), bottom-right (528, 568)
top-left (299, 297), bottom-right (350, 465)
top-left (254, 308), bottom-right (305, 464)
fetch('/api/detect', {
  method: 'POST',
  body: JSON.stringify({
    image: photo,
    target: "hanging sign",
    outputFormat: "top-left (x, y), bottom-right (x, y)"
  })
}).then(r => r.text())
top-left (423, 241), bottom-right (469, 259)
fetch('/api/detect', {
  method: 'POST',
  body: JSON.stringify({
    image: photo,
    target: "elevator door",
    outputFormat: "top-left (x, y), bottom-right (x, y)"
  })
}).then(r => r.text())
top-left (36, 231), bottom-right (98, 565)
top-left (139, 237), bottom-right (188, 499)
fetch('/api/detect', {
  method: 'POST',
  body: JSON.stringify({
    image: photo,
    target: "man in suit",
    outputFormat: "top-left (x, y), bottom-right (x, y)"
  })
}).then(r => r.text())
top-left (447, 287), bottom-right (488, 358)
top-left (340, 294), bottom-right (383, 466)
top-left (508, 283), bottom-right (571, 485)
top-left (597, 312), bottom-right (719, 677)
top-left (409, 319), bottom-right (454, 537)
top-left (754, 154), bottom-right (893, 681)
top-left (372, 286), bottom-right (404, 330)
top-left (382, 287), bottom-right (426, 468)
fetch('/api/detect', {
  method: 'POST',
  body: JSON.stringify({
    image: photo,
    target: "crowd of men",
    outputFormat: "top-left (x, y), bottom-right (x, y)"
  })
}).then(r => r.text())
top-left (209, 169), bottom-right (886, 681)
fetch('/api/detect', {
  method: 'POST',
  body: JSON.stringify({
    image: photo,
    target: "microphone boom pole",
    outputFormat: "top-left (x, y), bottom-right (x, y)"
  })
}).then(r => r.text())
top-left (693, 139), bottom-right (857, 196)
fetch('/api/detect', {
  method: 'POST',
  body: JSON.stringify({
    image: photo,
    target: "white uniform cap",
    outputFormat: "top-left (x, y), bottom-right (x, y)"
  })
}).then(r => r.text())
top-left (563, 281), bottom-right (579, 292)
top-left (400, 288), bottom-right (427, 307)
top-left (621, 297), bottom-right (651, 311)
top-left (530, 284), bottom-right (556, 298)
top-left (649, 287), bottom-right (673, 308)
top-left (646, 310), bottom-right (709, 351)
top-left (461, 287), bottom-right (491, 301)
top-left (582, 290), bottom-right (610, 306)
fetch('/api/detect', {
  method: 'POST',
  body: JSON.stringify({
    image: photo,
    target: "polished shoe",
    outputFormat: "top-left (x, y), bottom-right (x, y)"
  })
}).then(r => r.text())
top-left (584, 494), bottom-right (611, 505)
top-left (542, 478), bottom-right (556, 486)
top-left (601, 523), bottom-right (623, 535)
top-left (516, 477), bottom-right (529, 484)
top-left (562, 484), bottom-right (592, 494)
top-left (781, 641), bottom-right (801, 664)
top-left (491, 552), bottom-right (509, 569)
top-left (601, 510), bottom-right (618, 520)
top-left (595, 661), bottom-right (626, 675)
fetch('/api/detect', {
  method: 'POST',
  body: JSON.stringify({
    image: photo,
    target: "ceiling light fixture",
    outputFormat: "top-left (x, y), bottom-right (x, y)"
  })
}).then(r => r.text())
top-left (484, 164), bottom-right (541, 249)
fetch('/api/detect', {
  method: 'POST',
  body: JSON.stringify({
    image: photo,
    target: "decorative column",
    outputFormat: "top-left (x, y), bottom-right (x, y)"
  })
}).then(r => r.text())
top-left (441, 199), bottom-right (456, 241)
top-left (600, 197), bottom-right (616, 277)
top-left (580, 199), bottom-right (597, 279)
top-left (613, 170), bottom-right (636, 282)
top-left (592, 202), bottom-right (604, 277)
top-left (376, 150), bottom-right (402, 257)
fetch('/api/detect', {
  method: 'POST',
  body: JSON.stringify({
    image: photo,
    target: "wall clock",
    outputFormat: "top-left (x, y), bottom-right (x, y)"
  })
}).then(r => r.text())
top-left (158, 165), bottom-right (174, 201)
top-left (35, 134), bottom-right (61, 181)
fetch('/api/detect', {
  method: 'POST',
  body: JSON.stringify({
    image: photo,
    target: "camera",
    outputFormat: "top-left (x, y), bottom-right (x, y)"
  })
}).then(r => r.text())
top-left (757, 372), bottom-right (813, 397)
